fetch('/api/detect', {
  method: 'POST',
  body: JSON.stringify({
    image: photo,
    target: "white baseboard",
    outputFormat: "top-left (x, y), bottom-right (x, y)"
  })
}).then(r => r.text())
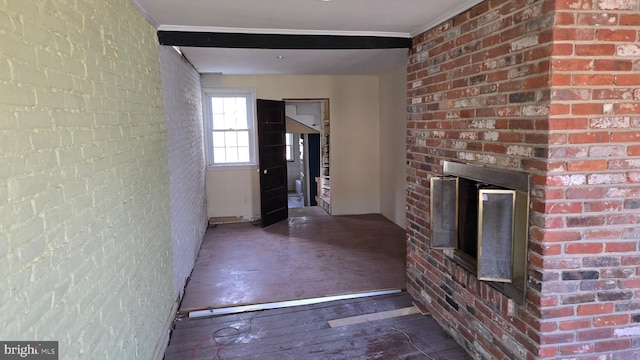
top-left (152, 295), bottom-right (180, 360)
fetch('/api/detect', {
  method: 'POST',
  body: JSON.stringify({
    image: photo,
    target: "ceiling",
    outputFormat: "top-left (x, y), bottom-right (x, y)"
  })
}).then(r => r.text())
top-left (131, 0), bottom-right (484, 75)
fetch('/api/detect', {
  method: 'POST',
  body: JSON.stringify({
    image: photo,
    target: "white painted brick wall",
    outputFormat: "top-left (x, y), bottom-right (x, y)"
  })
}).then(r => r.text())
top-left (159, 46), bottom-right (207, 295)
top-left (0, 0), bottom-right (173, 358)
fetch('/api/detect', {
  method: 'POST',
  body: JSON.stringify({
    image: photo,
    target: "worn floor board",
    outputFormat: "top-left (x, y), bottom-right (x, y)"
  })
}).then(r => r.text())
top-left (166, 292), bottom-right (471, 360)
top-left (180, 213), bottom-right (407, 313)
top-left (328, 306), bottom-right (421, 327)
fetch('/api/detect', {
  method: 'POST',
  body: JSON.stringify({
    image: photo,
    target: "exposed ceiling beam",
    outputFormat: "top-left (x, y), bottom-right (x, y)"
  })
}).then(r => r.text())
top-left (157, 31), bottom-right (411, 50)
top-left (157, 25), bottom-right (412, 38)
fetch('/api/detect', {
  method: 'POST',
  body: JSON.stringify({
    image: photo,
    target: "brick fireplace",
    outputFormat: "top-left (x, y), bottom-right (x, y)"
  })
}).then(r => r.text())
top-left (406, 1), bottom-right (640, 359)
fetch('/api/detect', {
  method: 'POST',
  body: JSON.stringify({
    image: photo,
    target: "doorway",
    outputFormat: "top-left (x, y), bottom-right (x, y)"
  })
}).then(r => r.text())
top-left (284, 99), bottom-right (329, 213)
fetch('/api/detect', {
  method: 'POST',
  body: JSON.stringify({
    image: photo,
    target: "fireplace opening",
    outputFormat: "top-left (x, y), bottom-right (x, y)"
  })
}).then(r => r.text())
top-left (430, 161), bottom-right (530, 303)
top-left (457, 177), bottom-right (480, 259)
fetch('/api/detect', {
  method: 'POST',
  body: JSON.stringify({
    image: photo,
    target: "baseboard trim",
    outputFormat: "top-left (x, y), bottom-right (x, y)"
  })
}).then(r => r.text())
top-left (208, 216), bottom-right (248, 224)
top-left (152, 295), bottom-right (180, 360)
top-left (189, 289), bottom-right (402, 318)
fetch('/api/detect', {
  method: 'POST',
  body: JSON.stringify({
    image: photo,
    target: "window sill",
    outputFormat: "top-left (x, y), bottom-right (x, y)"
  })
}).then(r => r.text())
top-left (207, 164), bottom-right (258, 171)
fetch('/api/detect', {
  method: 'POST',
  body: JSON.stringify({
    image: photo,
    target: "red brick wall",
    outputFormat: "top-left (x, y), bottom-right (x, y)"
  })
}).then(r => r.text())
top-left (537, 0), bottom-right (640, 358)
top-left (406, 0), bottom-right (640, 359)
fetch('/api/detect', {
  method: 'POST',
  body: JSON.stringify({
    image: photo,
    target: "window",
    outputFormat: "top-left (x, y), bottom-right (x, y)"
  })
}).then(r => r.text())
top-left (203, 89), bottom-right (256, 167)
top-left (285, 133), bottom-right (294, 161)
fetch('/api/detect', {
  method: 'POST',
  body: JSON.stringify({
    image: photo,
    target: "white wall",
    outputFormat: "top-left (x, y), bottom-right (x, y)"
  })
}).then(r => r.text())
top-left (0, 1), bottom-right (173, 358)
top-left (379, 67), bottom-right (408, 228)
top-left (159, 46), bottom-right (208, 296)
top-left (202, 74), bottom-right (381, 217)
top-left (329, 77), bottom-right (381, 215)
top-left (286, 102), bottom-right (321, 132)
top-left (206, 167), bottom-right (261, 220)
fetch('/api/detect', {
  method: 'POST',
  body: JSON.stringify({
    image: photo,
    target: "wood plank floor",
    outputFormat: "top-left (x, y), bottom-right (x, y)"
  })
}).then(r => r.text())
top-left (165, 291), bottom-right (472, 360)
top-left (179, 213), bottom-right (407, 313)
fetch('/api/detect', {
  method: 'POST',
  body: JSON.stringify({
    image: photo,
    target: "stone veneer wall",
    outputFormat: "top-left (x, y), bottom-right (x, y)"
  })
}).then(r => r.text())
top-left (406, 0), bottom-right (640, 359)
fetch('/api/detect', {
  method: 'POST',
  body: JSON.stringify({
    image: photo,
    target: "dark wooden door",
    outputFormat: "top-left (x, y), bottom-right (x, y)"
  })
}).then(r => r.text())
top-left (257, 99), bottom-right (288, 227)
top-left (307, 133), bottom-right (320, 206)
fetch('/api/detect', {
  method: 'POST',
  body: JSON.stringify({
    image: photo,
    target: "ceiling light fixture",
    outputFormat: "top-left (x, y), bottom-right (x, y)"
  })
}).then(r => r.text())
top-left (276, 55), bottom-right (285, 59)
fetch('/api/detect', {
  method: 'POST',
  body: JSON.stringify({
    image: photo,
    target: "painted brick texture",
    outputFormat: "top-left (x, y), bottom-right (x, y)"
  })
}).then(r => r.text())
top-left (0, 0), bottom-right (173, 358)
top-left (407, 0), bottom-right (640, 359)
top-left (159, 46), bottom-right (207, 296)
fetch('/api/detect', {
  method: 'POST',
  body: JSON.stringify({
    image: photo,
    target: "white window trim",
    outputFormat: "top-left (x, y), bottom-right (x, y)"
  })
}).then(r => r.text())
top-left (285, 133), bottom-right (294, 162)
top-left (203, 88), bottom-right (258, 170)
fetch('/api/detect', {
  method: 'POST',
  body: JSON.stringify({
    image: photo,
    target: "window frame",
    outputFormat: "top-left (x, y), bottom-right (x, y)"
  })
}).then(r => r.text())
top-left (285, 133), bottom-right (294, 162)
top-left (203, 88), bottom-right (258, 169)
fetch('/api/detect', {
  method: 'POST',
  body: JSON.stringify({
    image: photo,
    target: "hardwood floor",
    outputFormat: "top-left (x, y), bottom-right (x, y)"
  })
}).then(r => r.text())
top-left (179, 213), bottom-right (407, 313)
top-left (165, 291), bottom-right (472, 360)
top-left (167, 213), bottom-right (471, 359)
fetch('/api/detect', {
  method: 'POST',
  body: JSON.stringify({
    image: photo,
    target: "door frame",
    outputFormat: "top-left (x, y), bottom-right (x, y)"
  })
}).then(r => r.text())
top-left (283, 98), bottom-right (330, 213)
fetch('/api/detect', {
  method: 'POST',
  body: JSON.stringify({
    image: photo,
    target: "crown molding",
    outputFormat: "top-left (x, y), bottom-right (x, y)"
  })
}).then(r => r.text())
top-left (129, 0), bottom-right (159, 28)
top-left (410, 0), bottom-right (485, 37)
